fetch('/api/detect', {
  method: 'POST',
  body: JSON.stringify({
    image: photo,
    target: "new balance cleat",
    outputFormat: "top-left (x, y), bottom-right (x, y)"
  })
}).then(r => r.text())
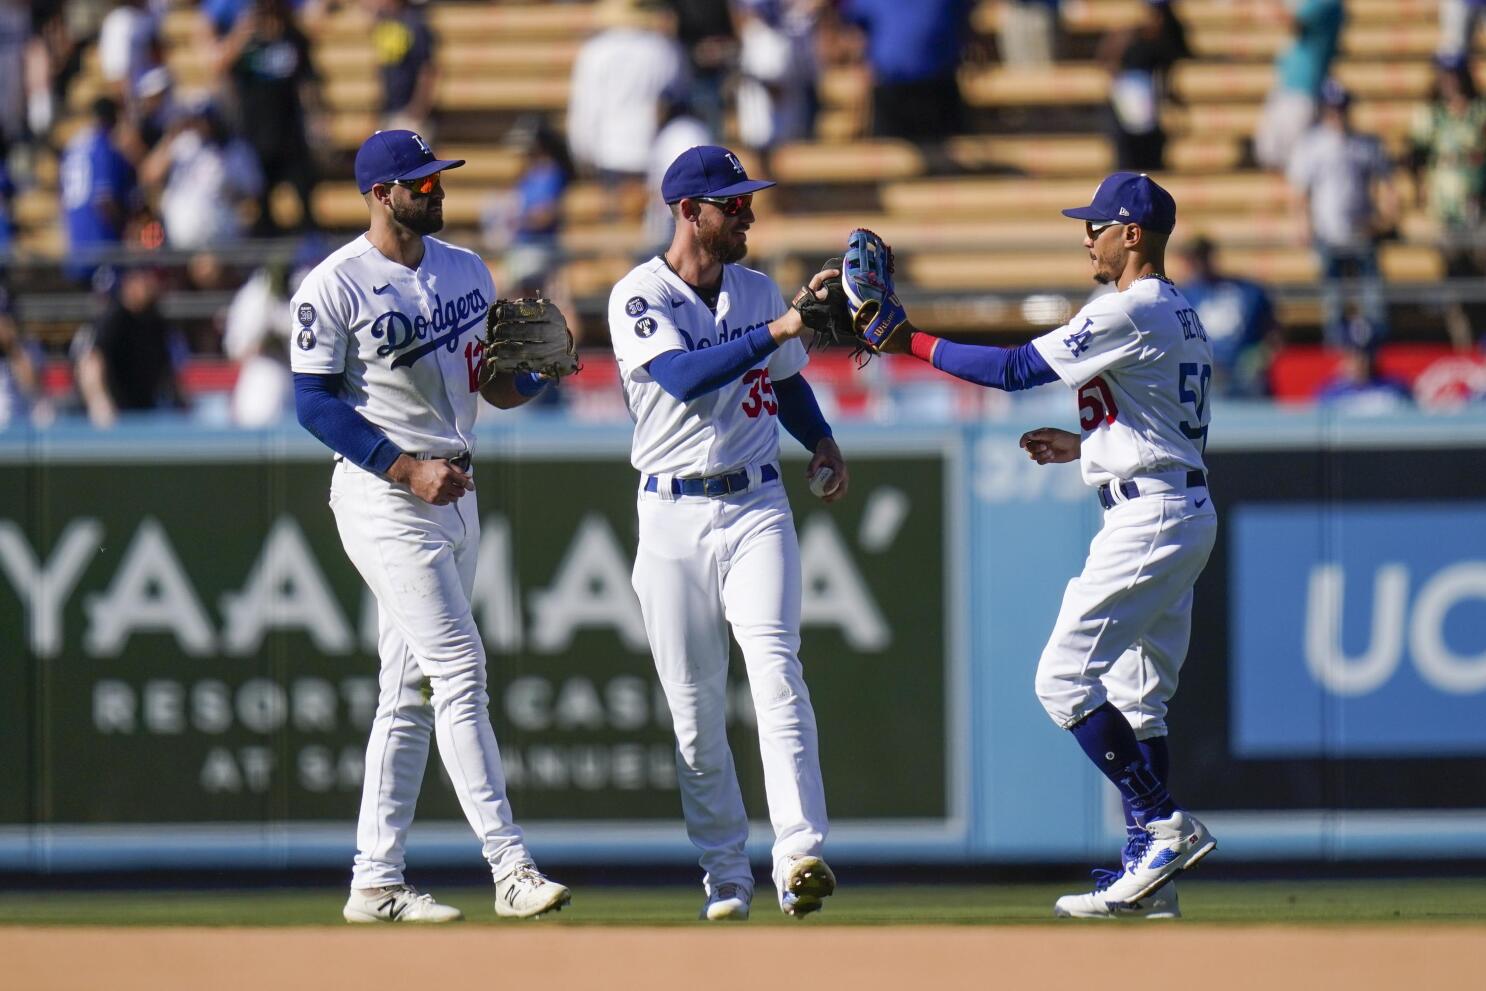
top-left (343, 884), bottom-right (464, 923)
top-left (494, 862), bottom-right (571, 918)
top-left (778, 854), bottom-right (836, 918)
top-left (699, 882), bottom-right (752, 921)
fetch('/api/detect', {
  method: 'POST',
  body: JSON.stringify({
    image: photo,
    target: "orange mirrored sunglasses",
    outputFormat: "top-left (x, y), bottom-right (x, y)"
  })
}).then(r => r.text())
top-left (392, 171), bottom-right (442, 195)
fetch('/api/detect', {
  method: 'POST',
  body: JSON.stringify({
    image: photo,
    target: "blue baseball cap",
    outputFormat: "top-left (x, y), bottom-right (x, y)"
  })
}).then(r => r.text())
top-left (1061, 172), bottom-right (1177, 234)
top-left (661, 145), bottom-right (775, 204)
top-left (354, 130), bottom-right (465, 194)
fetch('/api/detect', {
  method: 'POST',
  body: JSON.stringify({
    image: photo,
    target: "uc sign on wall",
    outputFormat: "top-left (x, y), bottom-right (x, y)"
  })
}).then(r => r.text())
top-left (1231, 504), bottom-right (1486, 757)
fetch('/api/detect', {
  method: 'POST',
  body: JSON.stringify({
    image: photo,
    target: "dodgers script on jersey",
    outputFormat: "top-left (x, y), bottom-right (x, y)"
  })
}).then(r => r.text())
top-left (1031, 277), bottom-right (1214, 487)
top-left (290, 234), bottom-right (494, 455)
top-left (609, 257), bottom-right (808, 475)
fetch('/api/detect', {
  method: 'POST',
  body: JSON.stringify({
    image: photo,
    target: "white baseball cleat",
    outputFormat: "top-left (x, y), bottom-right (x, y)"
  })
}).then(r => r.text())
top-left (778, 854), bottom-right (836, 918)
top-left (343, 884), bottom-right (464, 923)
top-left (1054, 882), bottom-right (1180, 919)
top-left (1100, 810), bottom-right (1215, 905)
top-left (699, 882), bottom-right (752, 921)
top-left (494, 862), bottom-right (571, 918)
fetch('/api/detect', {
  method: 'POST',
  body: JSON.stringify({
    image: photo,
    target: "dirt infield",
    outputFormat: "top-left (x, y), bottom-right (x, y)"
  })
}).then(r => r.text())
top-left (7, 926), bottom-right (1479, 991)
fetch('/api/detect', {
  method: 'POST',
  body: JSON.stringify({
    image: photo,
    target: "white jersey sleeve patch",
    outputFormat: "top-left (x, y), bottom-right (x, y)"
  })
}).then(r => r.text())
top-left (288, 267), bottom-right (348, 374)
top-left (609, 274), bottom-right (689, 373)
top-left (1031, 294), bottom-right (1144, 390)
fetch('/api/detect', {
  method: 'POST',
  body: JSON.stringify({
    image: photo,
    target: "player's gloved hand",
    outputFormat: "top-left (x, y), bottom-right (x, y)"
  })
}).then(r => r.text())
top-left (479, 298), bottom-right (580, 387)
top-left (1019, 428), bottom-right (1081, 465)
top-left (790, 257), bottom-right (852, 351)
top-left (842, 228), bottom-right (911, 360)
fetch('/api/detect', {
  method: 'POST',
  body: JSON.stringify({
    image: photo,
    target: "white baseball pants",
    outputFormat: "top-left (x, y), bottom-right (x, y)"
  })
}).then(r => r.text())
top-left (1035, 481), bottom-right (1218, 739)
top-left (632, 473), bottom-right (829, 899)
top-left (329, 459), bottom-right (530, 888)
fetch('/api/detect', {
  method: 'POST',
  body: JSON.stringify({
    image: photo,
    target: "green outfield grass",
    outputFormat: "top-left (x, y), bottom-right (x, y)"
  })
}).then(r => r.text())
top-left (0, 880), bottom-right (1483, 927)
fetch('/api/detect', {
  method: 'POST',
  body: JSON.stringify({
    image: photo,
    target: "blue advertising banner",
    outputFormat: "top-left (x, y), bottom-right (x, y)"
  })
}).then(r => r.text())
top-left (1232, 504), bottom-right (1486, 757)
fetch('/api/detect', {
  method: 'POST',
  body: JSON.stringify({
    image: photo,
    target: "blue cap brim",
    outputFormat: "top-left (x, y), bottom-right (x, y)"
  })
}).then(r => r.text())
top-left (398, 158), bottom-right (465, 181)
top-left (1061, 206), bottom-right (1114, 223)
top-left (669, 178), bottom-right (776, 203)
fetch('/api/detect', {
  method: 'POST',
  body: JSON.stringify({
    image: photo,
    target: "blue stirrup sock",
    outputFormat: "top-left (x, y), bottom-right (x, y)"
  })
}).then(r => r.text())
top-left (1069, 702), bottom-right (1178, 827)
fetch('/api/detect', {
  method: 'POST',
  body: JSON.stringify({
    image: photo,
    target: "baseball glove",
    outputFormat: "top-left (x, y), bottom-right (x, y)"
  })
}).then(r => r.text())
top-left (791, 256), bottom-right (853, 352)
top-left (479, 297), bottom-right (579, 384)
top-left (842, 228), bottom-right (911, 359)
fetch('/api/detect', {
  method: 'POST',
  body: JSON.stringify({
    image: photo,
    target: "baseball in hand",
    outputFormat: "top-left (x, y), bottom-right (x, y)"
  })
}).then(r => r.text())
top-left (808, 467), bottom-right (837, 498)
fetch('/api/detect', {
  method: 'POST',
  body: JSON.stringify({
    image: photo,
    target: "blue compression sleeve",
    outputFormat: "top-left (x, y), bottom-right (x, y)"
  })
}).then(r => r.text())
top-left (293, 373), bottom-right (402, 475)
top-left (913, 335), bottom-right (1059, 391)
top-left (513, 371), bottom-right (547, 397)
top-left (646, 325), bottom-right (780, 401)
top-left (773, 373), bottom-right (832, 453)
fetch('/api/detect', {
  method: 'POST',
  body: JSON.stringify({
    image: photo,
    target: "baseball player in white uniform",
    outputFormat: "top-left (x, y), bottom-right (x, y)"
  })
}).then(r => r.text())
top-left (879, 173), bottom-right (1217, 918)
top-left (290, 130), bottom-right (570, 923)
top-left (609, 145), bottom-right (848, 921)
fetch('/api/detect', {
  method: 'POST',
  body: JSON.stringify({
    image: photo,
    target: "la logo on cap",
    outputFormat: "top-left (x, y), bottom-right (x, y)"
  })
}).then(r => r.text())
top-left (725, 152), bottom-right (744, 176)
top-left (411, 133), bottom-right (431, 155)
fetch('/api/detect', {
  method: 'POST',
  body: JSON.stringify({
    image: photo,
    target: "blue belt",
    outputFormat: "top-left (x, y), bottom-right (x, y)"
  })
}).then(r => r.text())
top-left (645, 463), bottom-right (779, 498)
top-left (1098, 470), bottom-right (1206, 510)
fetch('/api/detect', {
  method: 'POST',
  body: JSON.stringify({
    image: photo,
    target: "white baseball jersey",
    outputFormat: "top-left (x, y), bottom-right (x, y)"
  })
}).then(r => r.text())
top-left (1032, 277), bottom-right (1214, 487)
top-left (289, 234), bottom-right (494, 456)
top-left (609, 257), bottom-right (808, 476)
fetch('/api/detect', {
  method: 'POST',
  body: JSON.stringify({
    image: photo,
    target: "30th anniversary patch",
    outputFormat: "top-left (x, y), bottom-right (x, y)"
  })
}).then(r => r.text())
top-left (625, 296), bottom-right (648, 318)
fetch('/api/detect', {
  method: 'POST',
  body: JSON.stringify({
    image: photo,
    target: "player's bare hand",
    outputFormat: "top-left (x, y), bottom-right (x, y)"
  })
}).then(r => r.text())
top-left (807, 266), bottom-right (842, 294)
top-left (389, 455), bottom-right (475, 505)
top-left (806, 437), bottom-right (849, 503)
top-left (1019, 427), bottom-right (1081, 465)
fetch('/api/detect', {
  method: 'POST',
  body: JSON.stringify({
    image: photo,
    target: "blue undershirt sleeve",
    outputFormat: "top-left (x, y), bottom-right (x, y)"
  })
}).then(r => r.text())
top-left (645, 325), bottom-right (780, 401)
top-left (772, 373), bottom-right (832, 453)
top-left (293, 372), bottom-right (403, 475)
top-left (929, 338), bottom-right (1060, 391)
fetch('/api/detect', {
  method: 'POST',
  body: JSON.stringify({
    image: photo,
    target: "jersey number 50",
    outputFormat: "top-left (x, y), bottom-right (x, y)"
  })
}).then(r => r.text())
top-left (1178, 362), bottom-right (1211, 450)
top-left (741, 368), bottom-right (777, 418)
top-left (1077, 376), bottom-right (1119, 431)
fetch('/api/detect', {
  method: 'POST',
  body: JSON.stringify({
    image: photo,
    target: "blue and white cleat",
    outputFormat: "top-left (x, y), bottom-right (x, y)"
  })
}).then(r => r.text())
top-left (1100, 810), bottom-right (1215, 906)
top-left (699, 882), bottom-right (752, 921)
top-left (1054, 882), bottom-right (1180, 919)
top-left (778, 855), bottom-right (836, 918)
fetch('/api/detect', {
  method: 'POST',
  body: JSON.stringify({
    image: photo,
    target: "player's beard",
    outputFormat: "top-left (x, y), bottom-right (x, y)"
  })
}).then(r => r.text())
top-left (392, 197), bottom-right (445, 236)
top-left (698, 216), bottom-right (747, 264)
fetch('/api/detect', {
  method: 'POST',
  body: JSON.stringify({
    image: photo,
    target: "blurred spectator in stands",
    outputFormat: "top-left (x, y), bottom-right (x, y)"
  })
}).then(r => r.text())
top-left (998, 0), bottom-right (1060, 67)
top-left (841, 0), bottom-right (972, 141)
top-left (0, 277), bottom-right (49, 428)
top-left (98, 0), bottom-right (160, 104)
top-left (568, 0), bottom-right (686, 217)
top-left (0, 0), bottom-right (26, 155)
top-left (140, 98), bottom-right (264, 250)
top-left (1254, 0), bottom-right (1343, 171)
top-left (1098, 0), bottom-right (1188, 172)
top-left (1287, 80), bottom-right (1399, 350)
top-left (1176, 236), bottom-right (1282, 398)
top-left (73, 266), bottom-right (186, 427)
top-left (1438, 0), bottom-right (1485, 60)
top-left (60, 97), bottom-right (137, 284)
top-left (373, 0), bottom-right (438, 140)
top-left (488, 116), bottom-right (574, 298)
top-left (118, 64), bottom-right (176, 161)
top-left (23, 0), bottom-right (98, 140)
top-left (220, 0), bottom-right (323, 234)
top-left (201, 0), bottom-right (325, 38)
top-left (735, 0), bottom-right (821, 167)
top-left (223, 237), bottom-right (324, 426)
top-left (644, 91), bottom-right (711, 252)
top-left (667, 0), bottom-right (734, 139)
top-left (1408, 53), bottom-right (1486, 350)
top-left (1317, 344), bottom-right (1413, 411)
